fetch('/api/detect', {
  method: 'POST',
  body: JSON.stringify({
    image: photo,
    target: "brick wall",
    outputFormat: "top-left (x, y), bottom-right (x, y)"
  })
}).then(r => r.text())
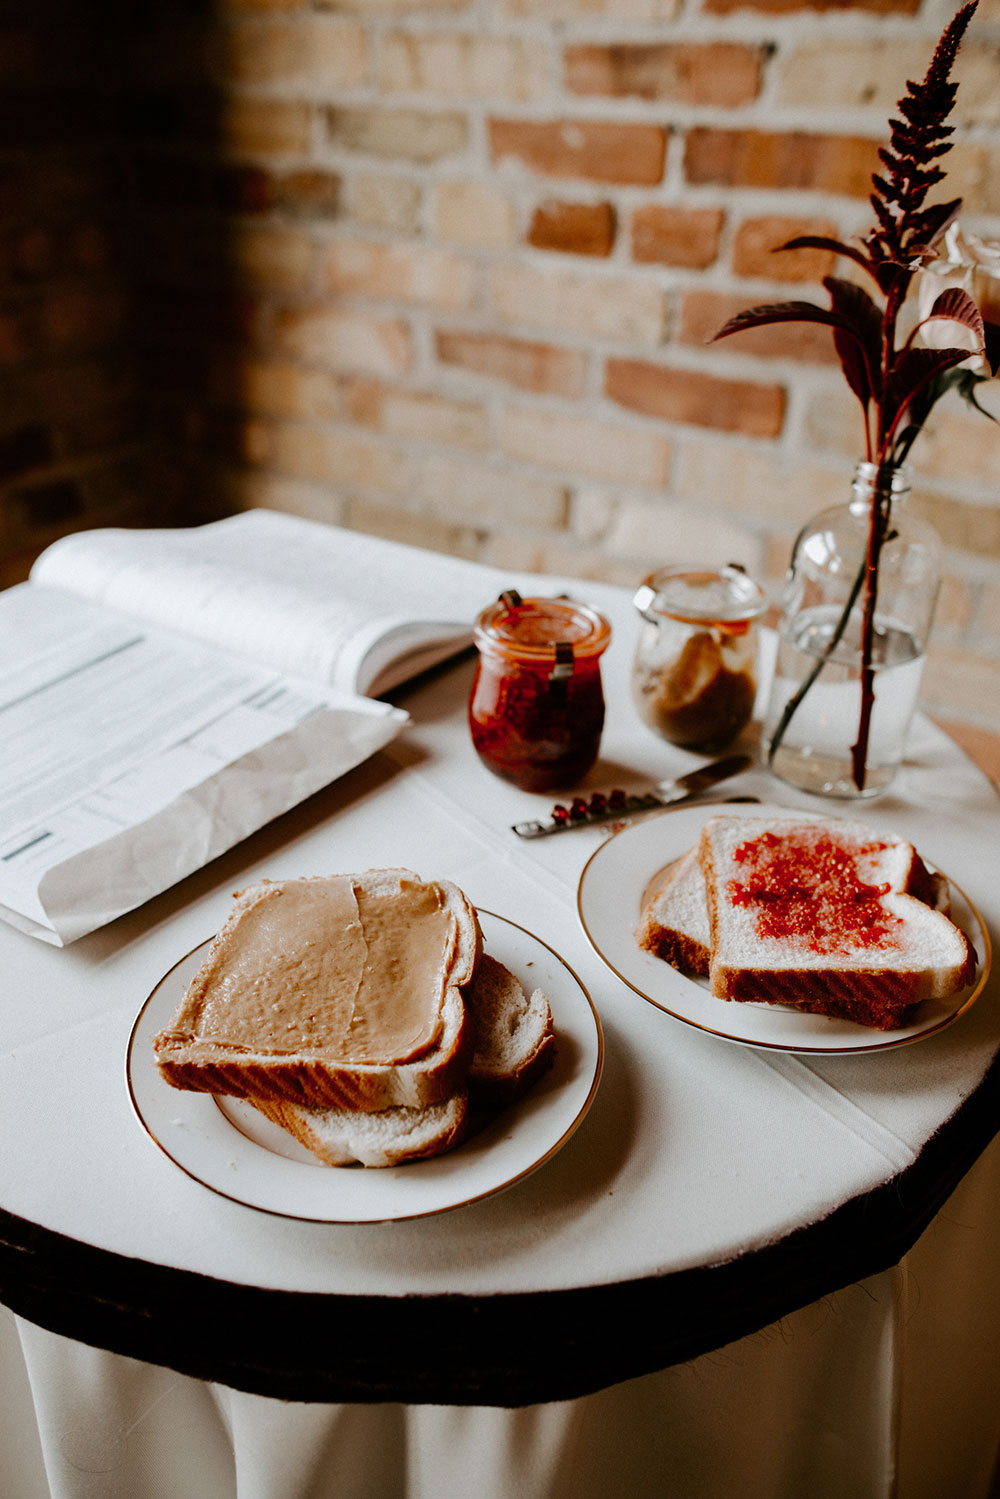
top-left (0, 3), bottom-right (187, 588)
top-left (4, 0), bottom-right (1000, 738)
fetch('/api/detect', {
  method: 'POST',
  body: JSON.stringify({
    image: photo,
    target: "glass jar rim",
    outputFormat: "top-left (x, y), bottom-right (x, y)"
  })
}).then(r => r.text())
top-left (474, 594), bottom-right (611, 660)
top-left (634, 565), bottom-right (767, 626)
top-left (852, 460), bottom-right (911, 496)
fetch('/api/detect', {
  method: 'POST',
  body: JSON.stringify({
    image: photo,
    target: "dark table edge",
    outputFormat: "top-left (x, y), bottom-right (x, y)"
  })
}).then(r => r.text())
top-left (2, 1047), bottom-right (998, 1407)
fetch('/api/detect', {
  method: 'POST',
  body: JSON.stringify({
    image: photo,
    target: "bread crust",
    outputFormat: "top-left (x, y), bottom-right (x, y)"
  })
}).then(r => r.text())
top-left (706, 947), bottom-right (961, 1028)
top-left (464, 952), bottom-right (556, 1106)
top-left (248, 1092), bottom-right (471, 1169)
top-left (636, 853), bottom-right (711, 977)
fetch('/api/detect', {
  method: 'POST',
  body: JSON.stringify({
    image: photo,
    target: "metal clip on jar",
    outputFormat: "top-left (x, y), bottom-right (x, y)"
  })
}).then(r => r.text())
top-left (631, 565), bottom-right (766, 753)
top-left (469, 591), bottom-right (612, 791)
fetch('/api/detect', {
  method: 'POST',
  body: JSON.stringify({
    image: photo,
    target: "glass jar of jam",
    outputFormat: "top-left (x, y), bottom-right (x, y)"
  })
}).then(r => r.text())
top-left (469, 591), bottom-right (612, 791)
top-left (631, 565), bottom-right (766, 752)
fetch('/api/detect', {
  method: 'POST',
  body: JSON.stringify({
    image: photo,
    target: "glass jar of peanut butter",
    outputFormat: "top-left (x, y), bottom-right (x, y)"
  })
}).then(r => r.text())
top-left (631, 565), bottom-right (766, 752)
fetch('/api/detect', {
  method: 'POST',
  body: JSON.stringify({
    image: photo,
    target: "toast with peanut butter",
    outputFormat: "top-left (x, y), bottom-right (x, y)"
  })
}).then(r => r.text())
top-left (154, 870), bottom-right (482, 1111)
top-left (247, 951), bottom-right (555, 1166)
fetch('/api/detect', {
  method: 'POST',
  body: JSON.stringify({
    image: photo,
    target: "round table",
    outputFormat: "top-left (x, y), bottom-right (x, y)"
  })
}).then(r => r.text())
top-left (1, 575), bottom-right (998, 1498)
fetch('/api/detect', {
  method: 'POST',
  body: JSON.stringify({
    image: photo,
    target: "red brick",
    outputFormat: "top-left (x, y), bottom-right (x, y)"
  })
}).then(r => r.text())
top-left (41, 286), bottom-right (128, 349)
top-left (435, 329), bottom-right (588, 396)
top-left (606, 357), bottom-right (785, 437)
top-left (325, 239), bottom-right (475, 309)
top-left (490, 262), bottom-right (665, 343)
top-left (731, 215), bottom-right (838, 281)
top-left (490, 118), bottom-right (667, 186)
top-left (345, 383), bottom-right (490, 451)
top-left (528, 200), bottom-right (616, 257)
top-left (222, 98), bottom-right (312, 156)
top-left (270, 171), bottom-right (343, 219)
top-left (685, 129), bottom-right (877, 198)
top-left (679, 290), bottom-right (840, 364)
top-left (631, 205), bottom-right (723, 269)
top-left (326, 106), bottom-right (467, 163)
top-left (216, 164), bottom-right (272, 214)
top-left (565, 42), bottom-right (762, 107)
top-left (273, 305), bottom-right (413, 378)
top-left (705, 0), bottom-right (916, 12)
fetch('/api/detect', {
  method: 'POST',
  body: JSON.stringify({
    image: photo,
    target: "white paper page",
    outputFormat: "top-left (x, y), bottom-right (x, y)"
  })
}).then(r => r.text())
top-left (0, 585), bottom-right (406, 943)
top-left (30, 511), bottom-right (508, 695)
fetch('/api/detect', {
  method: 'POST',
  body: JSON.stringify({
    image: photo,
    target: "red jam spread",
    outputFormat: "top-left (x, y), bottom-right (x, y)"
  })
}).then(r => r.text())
top-left (727, 828), bottom-right (903, 955)
top-left (469, 595), bottom-right (611, 792)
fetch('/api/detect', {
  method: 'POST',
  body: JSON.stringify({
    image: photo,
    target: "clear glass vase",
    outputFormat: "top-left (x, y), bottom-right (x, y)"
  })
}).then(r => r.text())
top-left (763, 461), bottom-right (942, 799)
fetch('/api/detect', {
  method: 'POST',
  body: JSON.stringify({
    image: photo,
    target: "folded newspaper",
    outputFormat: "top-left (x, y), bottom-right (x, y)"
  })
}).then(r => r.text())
top-left (0, 511), bottom-right (508, 944)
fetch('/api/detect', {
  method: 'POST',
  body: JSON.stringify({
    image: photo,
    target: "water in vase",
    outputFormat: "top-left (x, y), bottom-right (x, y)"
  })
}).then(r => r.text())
top-left (764, 605), bottom-right (926, 797)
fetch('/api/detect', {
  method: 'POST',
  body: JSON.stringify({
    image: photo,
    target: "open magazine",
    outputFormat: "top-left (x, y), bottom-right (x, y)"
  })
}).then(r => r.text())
top-left (1, 510), bottom-right (509, 945)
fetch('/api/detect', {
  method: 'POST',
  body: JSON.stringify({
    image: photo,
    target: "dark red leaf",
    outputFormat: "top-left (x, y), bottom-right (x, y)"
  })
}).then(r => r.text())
top-left (884, 344), bottom-right (978, 439)
top-left (867, 2), bottom-right (976, 265)
top-left (923, 286), bottom-right (986, 341)
top-left (778, 235), bottom-right (876, 278)
top-left (710, 301), bottom-right (840, 341)
top-left (710, 299), bottom-right (875, 345)
top-left (823, 277), bottom-right (884, 406)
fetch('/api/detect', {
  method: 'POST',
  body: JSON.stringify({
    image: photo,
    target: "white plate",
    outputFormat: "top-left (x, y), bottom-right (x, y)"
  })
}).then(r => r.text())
top-left (578, 801), bottom-right (990, 1055)
top-left (127, 911), bottom-right (603, 1222)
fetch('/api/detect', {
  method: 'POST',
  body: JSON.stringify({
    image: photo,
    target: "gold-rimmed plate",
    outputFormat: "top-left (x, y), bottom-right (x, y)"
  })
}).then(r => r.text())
top-left (578, 802), bottom-right (990, 1055)
top-left (126, 910), bottom-right (603, 1222)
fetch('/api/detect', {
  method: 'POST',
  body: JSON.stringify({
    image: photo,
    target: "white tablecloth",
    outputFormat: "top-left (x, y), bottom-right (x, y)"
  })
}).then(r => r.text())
top-left (1, 572), bottom-right (998, 1498)
top-left (6, 1132), bottom-right (1000, 1499)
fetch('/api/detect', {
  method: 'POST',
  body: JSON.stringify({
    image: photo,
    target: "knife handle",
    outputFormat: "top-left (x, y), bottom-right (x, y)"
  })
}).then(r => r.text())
top-left (513, 790), bottom-right (668, 839)
top-left (512, 789), bottom-right (759, 839)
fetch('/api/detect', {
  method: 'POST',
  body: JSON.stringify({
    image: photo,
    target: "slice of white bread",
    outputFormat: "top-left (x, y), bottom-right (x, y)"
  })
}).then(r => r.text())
top-left (636, 849), bottom-right (711, 977)
top-left (636, 811), bottom-right (947, 984)
top-left (465, 952), bottom-right (555, 1105)
top-left (698, 815), bottom-right (977, 1029)
top-left (250, 1091), bottom-right (471, 1169)
top-left (154, 870), bottom-right (482, 1111)
top-left (248, 955), bottom-right (555, 1167)
top-left (636, 849), bottom-right (954, 984)
top-left (636, 810), bottom-right (829, 979)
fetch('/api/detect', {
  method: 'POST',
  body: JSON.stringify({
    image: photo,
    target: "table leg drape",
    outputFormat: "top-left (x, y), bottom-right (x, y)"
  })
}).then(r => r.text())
top-left (5, 1134), bottom-right (999, 1499)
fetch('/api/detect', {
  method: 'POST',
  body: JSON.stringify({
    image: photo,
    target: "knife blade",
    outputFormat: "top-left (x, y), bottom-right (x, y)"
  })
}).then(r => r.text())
top-left (511, 752), bottom-right (753, 839)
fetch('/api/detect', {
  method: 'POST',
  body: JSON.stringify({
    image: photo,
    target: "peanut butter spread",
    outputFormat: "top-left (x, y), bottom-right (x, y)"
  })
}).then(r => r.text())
top-left (191, 875), bottom-right (457, 1064)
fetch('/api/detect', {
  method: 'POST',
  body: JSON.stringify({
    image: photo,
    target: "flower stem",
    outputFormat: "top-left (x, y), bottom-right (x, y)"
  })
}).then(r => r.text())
top-left (766, 554), bottom-right (869, 768)
top-left (850, 478), bottom-right (894, 789)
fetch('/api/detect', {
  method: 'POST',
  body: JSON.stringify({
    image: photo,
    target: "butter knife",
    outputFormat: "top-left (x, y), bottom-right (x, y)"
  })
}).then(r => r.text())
top-left (511, 752), bottom-right (753, 839)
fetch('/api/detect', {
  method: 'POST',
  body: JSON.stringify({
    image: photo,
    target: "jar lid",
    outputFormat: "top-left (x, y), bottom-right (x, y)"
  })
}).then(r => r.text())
top-left (633, 565), bottom-right (767, 626)
top-left (475, 592), bottom-right (611, 660)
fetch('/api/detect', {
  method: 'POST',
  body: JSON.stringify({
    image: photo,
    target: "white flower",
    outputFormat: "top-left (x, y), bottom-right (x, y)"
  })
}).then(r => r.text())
top-left (915, 224), bottom-right (1000, 375)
